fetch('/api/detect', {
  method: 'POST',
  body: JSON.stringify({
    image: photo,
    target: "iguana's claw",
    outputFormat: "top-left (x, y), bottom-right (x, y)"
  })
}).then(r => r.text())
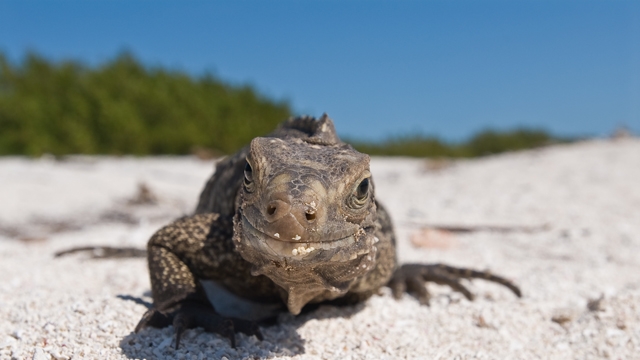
top-left (135, 302), bottom-right (263, 349)
top-left (135, 308), bottom-right (172, 331)
top-left (388, 263), bottom-right (521, 305)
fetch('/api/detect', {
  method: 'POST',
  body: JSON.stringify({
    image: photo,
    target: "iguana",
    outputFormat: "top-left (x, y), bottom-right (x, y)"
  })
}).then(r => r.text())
top-left (58, 114), bottom-right (521, 348)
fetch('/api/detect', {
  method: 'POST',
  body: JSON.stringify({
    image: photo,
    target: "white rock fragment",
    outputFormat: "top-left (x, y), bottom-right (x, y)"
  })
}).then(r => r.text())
top-left (0, 337), bottom-right (15, 349)
top-left (155, 336), bottom-right (173, 351)
top-left (98, 321), bottom-right (113, 332)
top-left (305, 200), bottom-right (317, 212)
top-left (49, 350), bottom-right (70, 360)
top-left (292, 246), bottom-right (315, 256)
top-left (11, 330), bottom-right (23, 340)
top-left (32, 347), bottom-right (48, 360)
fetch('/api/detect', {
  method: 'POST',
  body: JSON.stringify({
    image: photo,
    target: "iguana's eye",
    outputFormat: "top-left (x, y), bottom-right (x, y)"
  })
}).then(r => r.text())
top-left (244, 161), bottom-right (254, 192)
top-left (356, 178), bottom-right (369, 201)
top-left (348, 177), bottom-right (370, 209)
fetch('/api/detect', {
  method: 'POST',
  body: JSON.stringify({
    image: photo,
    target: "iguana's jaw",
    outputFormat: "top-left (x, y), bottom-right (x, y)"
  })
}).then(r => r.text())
top-left (239, 215), bottom-right (373, 260)
top-left (233, 207), bottom-right (378, 266)
top-left (233, 211), bottom-right (378, 314)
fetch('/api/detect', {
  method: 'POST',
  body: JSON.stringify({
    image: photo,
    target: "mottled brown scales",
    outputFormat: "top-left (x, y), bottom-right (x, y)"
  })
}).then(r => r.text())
top-left (147, 213), bottom-right (282, 311)
top-left (59, 114), bottom-right (521, 348)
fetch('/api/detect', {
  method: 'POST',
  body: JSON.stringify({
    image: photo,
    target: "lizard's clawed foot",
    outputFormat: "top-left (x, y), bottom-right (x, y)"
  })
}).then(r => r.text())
top-left (135, 301), bottom-right (263, 349)
top-left (388, 263), bottom-right (521, 305)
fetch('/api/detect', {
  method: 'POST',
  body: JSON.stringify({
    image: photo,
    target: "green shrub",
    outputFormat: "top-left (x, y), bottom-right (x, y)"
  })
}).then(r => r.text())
top-left (0, 52), bottom-right (291, 156)
top-left (350, 129), bottom-right (569, 158)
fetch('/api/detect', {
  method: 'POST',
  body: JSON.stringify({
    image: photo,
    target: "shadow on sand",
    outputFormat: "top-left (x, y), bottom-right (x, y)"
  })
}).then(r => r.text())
top-left (116, 294), bottom-right (366, 359)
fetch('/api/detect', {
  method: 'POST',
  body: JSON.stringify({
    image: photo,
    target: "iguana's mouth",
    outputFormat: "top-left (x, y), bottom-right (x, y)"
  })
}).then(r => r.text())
top-left (240, 215), bottom-right (370, 260)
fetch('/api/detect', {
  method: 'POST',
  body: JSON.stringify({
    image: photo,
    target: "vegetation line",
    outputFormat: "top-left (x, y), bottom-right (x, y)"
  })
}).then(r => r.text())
top-left (0, 52), bottom-right (570, 158)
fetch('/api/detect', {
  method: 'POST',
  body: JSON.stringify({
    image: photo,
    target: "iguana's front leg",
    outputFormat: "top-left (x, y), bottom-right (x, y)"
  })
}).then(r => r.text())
top-left (136, 213), bottom-right (263, 348)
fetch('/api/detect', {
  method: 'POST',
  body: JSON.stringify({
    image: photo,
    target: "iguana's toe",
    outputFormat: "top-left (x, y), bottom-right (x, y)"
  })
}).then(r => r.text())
top-left (388, 263), bottom-right (520, 304)
top-left (135, 308), bottom-right (172, 331)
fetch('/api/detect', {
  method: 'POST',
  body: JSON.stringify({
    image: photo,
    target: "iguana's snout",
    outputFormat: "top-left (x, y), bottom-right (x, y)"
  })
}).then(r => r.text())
top-left (242, 169), bottom-right (362, 244)
top-left (261, 186), bottom-right (323, 242)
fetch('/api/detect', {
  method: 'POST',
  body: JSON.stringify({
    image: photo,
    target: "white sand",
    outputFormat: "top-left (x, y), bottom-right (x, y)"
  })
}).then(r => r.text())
top-left (1, 139), bottom-right (639, 359)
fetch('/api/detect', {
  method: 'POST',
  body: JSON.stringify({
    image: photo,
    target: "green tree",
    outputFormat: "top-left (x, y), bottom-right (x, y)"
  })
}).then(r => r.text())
top-left (0, 52), bottom-right (291, 156)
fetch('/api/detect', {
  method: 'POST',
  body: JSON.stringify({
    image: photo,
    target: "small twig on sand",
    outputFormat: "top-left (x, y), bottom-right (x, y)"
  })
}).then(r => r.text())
top-left (404, 222), bottom-right (550, 234)
top-left (54, 246), bottom-right (146, 259)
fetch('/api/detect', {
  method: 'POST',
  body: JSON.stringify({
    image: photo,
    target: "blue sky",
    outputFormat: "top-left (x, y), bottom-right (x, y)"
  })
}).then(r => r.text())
top-left (1, 0), bottom-right (638, 141)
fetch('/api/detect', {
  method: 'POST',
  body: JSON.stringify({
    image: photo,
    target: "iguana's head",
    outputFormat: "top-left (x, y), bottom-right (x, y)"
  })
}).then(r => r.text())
top-left (233, 116), bottom-right (379, 314)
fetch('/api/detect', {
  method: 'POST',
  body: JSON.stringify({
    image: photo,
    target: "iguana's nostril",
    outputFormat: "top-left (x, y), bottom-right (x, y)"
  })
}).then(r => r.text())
top-left (305, 212), bottom-right (316, 221)
top-left (265, 199), bottom-right (290, 221)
